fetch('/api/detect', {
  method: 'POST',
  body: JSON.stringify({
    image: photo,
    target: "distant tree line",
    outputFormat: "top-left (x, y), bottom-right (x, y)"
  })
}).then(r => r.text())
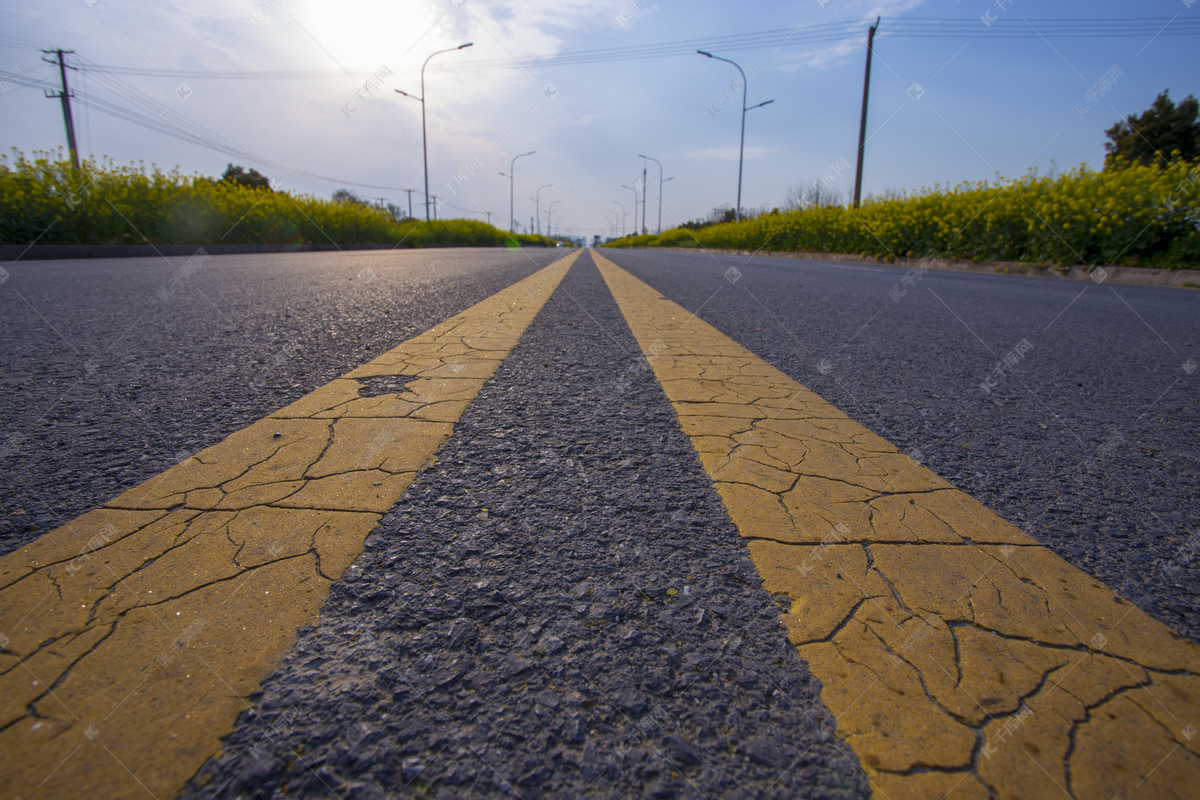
top-left (219, 163), bottom-right (272, 191)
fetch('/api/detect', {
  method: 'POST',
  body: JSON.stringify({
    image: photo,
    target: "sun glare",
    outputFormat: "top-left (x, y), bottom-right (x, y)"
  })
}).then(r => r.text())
top-left (304, 0), bottom-right (451, 69)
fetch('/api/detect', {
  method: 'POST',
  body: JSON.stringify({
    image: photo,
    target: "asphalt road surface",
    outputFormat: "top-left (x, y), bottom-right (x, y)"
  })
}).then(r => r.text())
top-left (1, 247), bottom-right (1197, 799)
top-left (180, 253), bottom-right (866, 800)
top-left (0, 248), bottom-right (563, 557)
top-left (599, 249), bottom-right (1200, 643)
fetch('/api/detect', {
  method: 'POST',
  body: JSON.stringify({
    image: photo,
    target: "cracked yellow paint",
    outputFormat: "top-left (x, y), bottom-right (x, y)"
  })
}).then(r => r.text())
top-left (593, 251), bottom-right (1200, 800)
top-left (0, 250), bottom-right (579, 800)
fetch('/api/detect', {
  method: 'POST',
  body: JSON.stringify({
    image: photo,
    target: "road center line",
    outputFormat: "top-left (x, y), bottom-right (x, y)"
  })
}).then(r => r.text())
top-left (593, 250), bottom-right (1200, 800)
top-left (0, 250), bottom-right (579, 800)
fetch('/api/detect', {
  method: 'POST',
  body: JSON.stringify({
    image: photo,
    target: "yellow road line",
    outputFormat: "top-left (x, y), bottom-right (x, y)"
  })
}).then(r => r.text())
top-left (0, 251), bottom-right (579, 800)
top-left (593, 251), bottom-right (1200, 800)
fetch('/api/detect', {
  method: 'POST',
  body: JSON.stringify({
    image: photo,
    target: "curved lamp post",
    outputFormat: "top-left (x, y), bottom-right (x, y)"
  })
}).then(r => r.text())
top-left (621, 184), bottom-right (638, 235)
top-left (395, 42), bottom-right (473, 222)
top-left (661, 176), bottom-right (675, 229)
top-left (532, 183), bottom-right (553, 235)
top-left (697, 50), bottom-right (773, 222)
top-left (500, 151), bottom-right (536, 232)
top-left (612, 200), bottom-right (627, 237)
top-left (639, 154), bottom-right (665, 234)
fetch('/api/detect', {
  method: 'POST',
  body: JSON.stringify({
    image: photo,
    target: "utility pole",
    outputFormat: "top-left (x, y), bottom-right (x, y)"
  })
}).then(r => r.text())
top-left (486, 211), bottom-right (492, 226)
top-left (402, 188), bottom-right (415, 218)
top-left (42, 49), bottom-right (79, 170)
top-left (432, 195), bottom-right (438, 220)
top-left (853, 17), bottom-right (881, 209)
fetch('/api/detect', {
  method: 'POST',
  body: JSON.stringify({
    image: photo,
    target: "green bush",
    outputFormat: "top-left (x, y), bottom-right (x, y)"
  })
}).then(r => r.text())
top-left (603, 160), bottom-right (1200, 268)
top-left (0, 150), bottom-right (563, 249)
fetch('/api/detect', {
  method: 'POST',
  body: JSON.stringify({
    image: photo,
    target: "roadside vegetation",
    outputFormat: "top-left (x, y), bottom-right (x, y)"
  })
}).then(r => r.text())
top-left (0, 150), bottom-right (561, 249)
top-left (606, 92), bottom-right (1200, 269)
top-left (605, 159), bottom-right (1199, 268)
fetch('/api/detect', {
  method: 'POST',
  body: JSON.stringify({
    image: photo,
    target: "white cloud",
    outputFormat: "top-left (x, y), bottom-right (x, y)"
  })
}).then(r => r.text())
top-left (773, 0), bottom-right (928, 71)
top-left (775, 38), bottom-right (861, 71)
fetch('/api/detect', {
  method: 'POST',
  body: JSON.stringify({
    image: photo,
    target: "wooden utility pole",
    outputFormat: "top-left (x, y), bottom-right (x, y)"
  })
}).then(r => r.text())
top-left (42, 49), bottom-right (80, 170)
top-left (852, 18), bottom-right (880, 208)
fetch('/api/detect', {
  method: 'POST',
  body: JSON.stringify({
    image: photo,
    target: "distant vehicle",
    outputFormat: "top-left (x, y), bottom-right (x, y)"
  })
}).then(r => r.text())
top-left (556, 242), bottom-right (563, 248)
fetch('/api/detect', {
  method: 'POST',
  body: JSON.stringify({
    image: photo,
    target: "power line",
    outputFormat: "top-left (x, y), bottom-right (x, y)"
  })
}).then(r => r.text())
top-left (0, 33), bottom-right (45, 50)
top-left (67, 17), bottom-right (1200, 80)
top-left (6, 15), bottom-right (1196, 202)
top-left (4, 63), bottom-right (415, 193)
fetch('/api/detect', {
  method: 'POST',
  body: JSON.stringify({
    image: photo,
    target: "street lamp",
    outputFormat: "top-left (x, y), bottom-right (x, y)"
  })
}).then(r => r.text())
top-left (697, 50), bottom-right (774, 222)
top-left (395, 42), bottom-right (473, 222)
top-left (661, 177), bottom-right (675, 230)
top-left (499, 151), bottom-right (536, 232)
top-left (621, 184), bottom-right (638, 235)
top-left (547, 200), bottom-right (561, 238)
top-left (639, 154), bottom-right (666, 234)
top-left (531, 183), bottom-right (553, 235)
top-left (612, 200), bottom-right (627, 237)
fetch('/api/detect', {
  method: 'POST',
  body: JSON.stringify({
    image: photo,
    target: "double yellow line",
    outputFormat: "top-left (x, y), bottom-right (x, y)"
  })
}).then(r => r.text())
top-left (3, 248), bottom-right (1198, 800)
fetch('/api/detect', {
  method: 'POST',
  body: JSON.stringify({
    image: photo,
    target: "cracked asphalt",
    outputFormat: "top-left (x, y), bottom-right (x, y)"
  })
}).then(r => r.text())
top-left (0, 247), bottom-right (562, 556)
top-left (601, 249), bottom-right (1200, 643)
top-left (1, 247), bottom-right (1197, 798)
top-left (180, 252), bottom-right (867, 799)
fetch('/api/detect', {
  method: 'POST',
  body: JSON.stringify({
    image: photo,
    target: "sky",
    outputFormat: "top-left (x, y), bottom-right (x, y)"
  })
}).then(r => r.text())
top-left (2, 0), bottom-right (1198, 240)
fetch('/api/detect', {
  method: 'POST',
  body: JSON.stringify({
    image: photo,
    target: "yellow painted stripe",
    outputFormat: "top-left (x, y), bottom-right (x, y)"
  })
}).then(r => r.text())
top-left (0, 251), bottom-right (579, 800)
top-left (593, 251), bottom-right (1200, 800)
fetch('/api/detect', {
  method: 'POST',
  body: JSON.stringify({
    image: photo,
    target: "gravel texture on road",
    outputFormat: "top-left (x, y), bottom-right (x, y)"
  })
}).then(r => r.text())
top-left (0, 248), bottom-right (563, 556)
top-left (603, 249), bottom-right (1200, 643)
top-left (181, 252), bottom-right (869, 800)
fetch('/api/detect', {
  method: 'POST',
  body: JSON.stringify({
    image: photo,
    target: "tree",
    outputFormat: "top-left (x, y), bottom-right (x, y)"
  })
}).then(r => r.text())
top-left (220, 163), bottom-right (272, 190)
top-left (784, 180), bottom-right (845, 210)
top-left (680, 205), bottom-right (731, 230)
top-left (332, 188), bottom-right (367, 205)
top-left (386, 202), bottom-right (414, 222)
top-left (1104, 90), bottom-right (1200, 169)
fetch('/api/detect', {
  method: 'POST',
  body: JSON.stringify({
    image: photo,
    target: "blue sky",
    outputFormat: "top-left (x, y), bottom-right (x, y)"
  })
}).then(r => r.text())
top-left (2, 0), bottom-right (1198, 239)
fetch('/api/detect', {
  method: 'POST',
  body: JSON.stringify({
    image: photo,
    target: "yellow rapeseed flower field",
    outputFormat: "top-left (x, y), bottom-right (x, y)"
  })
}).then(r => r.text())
top-left (0, 150), bottom-right (559, 250)
top-left (607, 160), bottom-right (1199, 268)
